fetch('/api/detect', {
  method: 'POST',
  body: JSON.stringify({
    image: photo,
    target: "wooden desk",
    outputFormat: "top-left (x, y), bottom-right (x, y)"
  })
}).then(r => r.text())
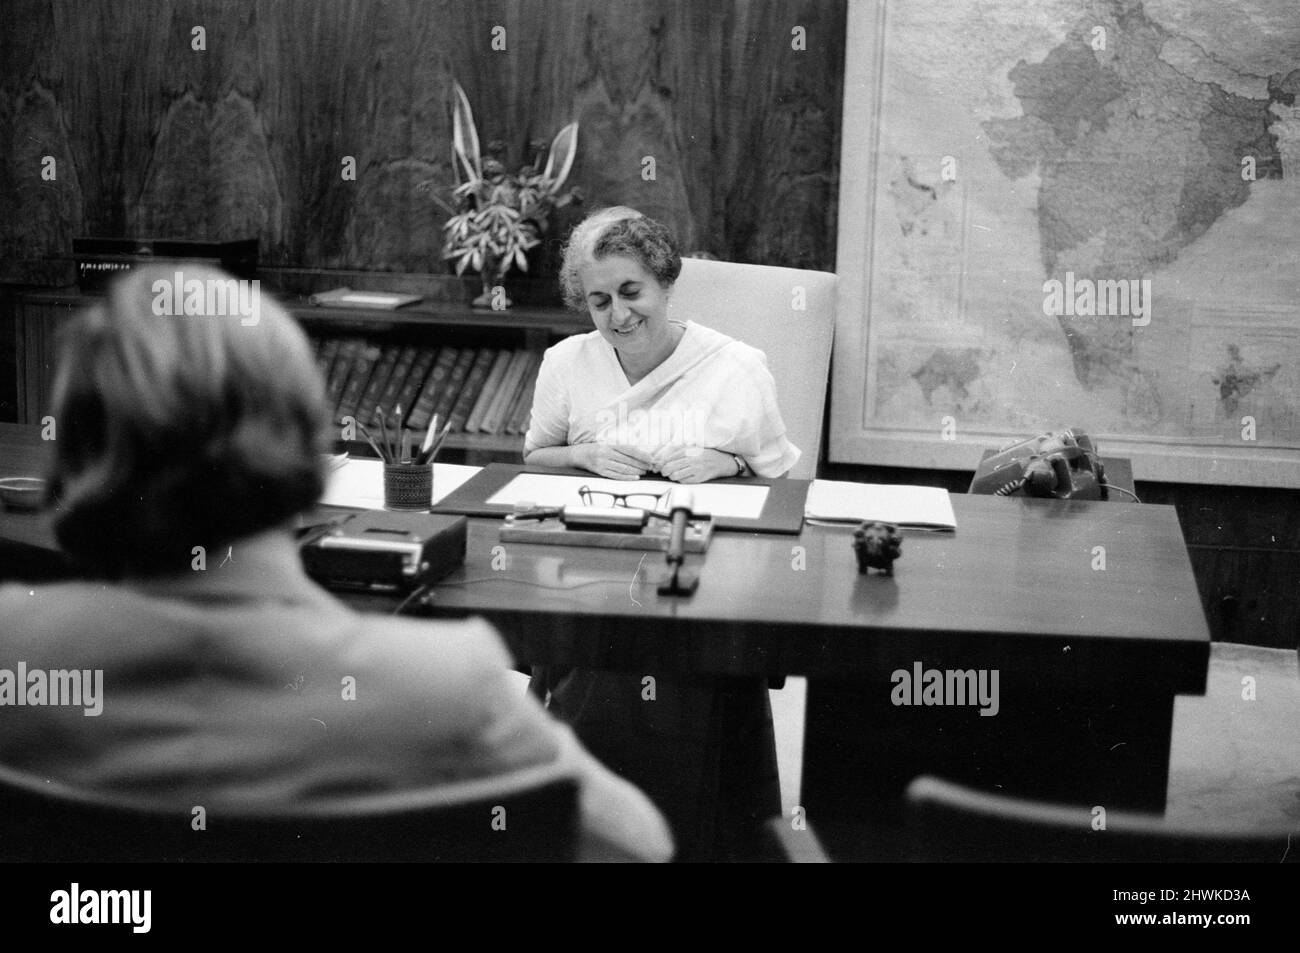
top-left (392, 487), bottom-right (1209, 858)
top-left (0, 423), bottom-right (1211, 859)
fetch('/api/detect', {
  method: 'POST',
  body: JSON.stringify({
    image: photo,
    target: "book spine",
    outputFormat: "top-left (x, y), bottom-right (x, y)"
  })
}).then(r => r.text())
top-left (465, 350), bottom-right (513, 433)
top-left (316, 337), bottom-right (341, 384)
top-left (336, 342), bottom-right (382, 423)
top-left (481, 349), bottom-right (530, 435)
top-left (498, 352), bottom-right (532, 436)
top-left (325, 338), bottom-right (365, 421)
top-left (372, 345), bottom-right (419, 425)
top-left (407, 347), bottom-right (459, 431)
top-left (429, 347), bottom-right (477, 432)
top-left (505, 352), bottom-right (542, 434)
top-left (447, 349), bottom-right (493, 432)
top-left (392, 347), bottom-right (439, 420)
top-left (354, 344), bottom-right (401, 428)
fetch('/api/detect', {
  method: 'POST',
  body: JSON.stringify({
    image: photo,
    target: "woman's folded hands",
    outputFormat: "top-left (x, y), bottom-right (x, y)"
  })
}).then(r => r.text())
top-left (573, 443), bottom-right (658, 480)
top-left (572, 442), bottom-right (738, 484)
top-left (653, 446), bottom-right (736, 484)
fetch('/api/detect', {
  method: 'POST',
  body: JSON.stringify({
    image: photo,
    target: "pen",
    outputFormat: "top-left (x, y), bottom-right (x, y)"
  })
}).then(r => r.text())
top-left (433, 419), bottom-right (452, 456)
top-left (356, 422), bottom-right (388, 462)
top-left (392, 404), bottom-right (403, 461)
top-left (420, 414), bottom-right (439, 460)
top-left (420, 419), bottom-right (454, 465)
top-left (376, 406), bottom-right (394, 463)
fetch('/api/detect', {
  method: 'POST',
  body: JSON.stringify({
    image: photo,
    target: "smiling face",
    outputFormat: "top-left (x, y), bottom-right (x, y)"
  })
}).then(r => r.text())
top-left (577, 254), bottom-right (675, 358)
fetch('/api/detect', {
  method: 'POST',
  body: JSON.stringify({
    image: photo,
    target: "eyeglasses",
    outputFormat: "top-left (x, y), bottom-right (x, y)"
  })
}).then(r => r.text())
top-left (577, 486), bottom-right (667, 511)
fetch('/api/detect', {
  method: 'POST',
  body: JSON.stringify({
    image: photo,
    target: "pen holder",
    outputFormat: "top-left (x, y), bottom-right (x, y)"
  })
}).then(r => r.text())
top-left (383, 462), bottom-right (433, 511)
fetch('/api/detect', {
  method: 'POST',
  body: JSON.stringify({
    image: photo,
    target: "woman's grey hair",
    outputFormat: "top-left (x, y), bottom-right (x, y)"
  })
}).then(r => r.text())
top-left (47, 263), bottom-right (332, 577)
top-left (559, 206), bottom-right (682, 310)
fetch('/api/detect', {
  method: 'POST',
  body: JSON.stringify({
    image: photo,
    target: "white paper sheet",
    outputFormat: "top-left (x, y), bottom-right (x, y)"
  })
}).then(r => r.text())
top-left (804, 479), bottom-right (956, 529)
top-left (487, 473), bottom-right (770, 520)
top-left (321, 457), bottom-right (482, 510)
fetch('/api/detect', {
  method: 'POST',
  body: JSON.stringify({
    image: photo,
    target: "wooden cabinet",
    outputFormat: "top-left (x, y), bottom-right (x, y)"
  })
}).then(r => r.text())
top-left (13, 294), bottom-right (77, 427)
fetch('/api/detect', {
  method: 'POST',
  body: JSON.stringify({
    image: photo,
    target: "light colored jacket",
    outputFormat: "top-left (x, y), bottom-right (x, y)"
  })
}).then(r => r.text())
top-left (0, 530), bottom-right (673, 862)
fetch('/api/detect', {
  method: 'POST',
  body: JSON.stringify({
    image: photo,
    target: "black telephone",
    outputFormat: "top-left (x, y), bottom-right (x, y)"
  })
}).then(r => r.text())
top-left (970, 428), bottom-right (1107, 501)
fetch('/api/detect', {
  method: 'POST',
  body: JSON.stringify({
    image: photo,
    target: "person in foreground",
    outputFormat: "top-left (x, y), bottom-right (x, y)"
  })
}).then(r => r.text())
top-left (0, 264), bottom-right (672, 863)
top-left (524, 206), bottom-right (799, 480)
top-left (522, 208), bottom-right (792, 859)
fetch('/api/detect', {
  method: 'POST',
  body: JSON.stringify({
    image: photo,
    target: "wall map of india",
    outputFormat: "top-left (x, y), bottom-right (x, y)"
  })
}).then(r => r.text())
top-left (864, 0), bottom-right (1299, 452)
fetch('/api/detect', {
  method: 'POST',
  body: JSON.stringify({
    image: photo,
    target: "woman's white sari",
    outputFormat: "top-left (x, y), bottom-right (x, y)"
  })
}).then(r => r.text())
top-left (525, 320), bottom-right (800, 477)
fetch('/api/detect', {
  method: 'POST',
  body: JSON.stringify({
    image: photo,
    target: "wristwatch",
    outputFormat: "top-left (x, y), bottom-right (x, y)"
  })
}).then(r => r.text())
top-left (731, 454), bottom-right (746, 477)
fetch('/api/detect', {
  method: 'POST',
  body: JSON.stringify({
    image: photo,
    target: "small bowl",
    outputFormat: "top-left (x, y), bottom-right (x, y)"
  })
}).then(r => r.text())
top-left (0, 477), bottom-right (47, 511)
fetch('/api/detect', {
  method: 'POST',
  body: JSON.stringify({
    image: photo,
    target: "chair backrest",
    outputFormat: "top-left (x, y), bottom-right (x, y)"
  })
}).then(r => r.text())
top-left (669, 258), bottom-right (836, 480)
top-left (906, 775), bottom-right (1298, 863)
top-left (0, 761), bottom-right (581, 862)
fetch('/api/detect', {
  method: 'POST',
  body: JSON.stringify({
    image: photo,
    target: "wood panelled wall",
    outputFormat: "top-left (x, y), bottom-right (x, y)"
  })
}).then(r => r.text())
top-left (0, 0), bottom-right (845, 276)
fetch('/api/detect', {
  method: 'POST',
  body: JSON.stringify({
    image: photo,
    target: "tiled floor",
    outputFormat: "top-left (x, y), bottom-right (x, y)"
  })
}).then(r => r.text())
top-left (1166, 642), bottom-right (1300, 830)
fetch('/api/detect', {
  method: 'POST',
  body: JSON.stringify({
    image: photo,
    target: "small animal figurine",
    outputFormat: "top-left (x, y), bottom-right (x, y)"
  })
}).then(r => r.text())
top-left (853, 521), bottom-right (901, 575)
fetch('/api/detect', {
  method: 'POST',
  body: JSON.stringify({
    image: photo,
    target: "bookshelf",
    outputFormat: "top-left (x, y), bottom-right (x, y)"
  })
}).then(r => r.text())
top-left (7, 282), bottom-right (591, 465)
top-left (296, 298), bottom-right (588, 465)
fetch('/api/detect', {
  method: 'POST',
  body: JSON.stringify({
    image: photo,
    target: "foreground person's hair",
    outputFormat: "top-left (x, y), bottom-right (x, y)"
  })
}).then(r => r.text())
top-left (48, 264), bottom-right (331, 577)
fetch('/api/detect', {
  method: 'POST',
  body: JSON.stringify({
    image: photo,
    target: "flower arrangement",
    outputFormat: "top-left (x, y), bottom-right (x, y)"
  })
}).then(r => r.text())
top-left (418, 81), bottom-right (581, 308)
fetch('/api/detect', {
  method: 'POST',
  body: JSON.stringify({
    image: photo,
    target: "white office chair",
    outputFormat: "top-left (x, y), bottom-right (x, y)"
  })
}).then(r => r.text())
top-left (669, 258), bottom-right (837, 480)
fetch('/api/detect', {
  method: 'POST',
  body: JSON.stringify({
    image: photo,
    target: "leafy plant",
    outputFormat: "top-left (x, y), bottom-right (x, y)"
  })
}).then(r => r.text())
top-left (417, 81), bottom-right (581, 286)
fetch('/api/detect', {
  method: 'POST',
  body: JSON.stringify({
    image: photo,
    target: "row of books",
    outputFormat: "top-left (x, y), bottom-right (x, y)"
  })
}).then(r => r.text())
top-left (313, 337), bottom-right (542, 436)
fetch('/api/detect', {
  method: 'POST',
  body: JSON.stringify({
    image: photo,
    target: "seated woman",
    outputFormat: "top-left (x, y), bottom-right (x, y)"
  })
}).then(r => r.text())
top-left (524, 206), bottom-right (800, 481)
top-left (0, 264), bottom-right (672, 863)
top-left (523, 208), bottom-right (794, 859)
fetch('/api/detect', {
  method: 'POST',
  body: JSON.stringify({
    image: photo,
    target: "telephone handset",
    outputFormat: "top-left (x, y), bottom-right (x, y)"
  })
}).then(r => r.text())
top-left (970, 428), bottom-right (1108, 501)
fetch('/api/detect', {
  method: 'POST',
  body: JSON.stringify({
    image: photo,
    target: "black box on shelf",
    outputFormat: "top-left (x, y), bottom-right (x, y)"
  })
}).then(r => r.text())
top-left (73, 237), bottom-right (259, 291)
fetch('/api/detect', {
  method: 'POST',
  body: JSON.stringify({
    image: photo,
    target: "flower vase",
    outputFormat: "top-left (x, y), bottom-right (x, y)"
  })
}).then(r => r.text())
top-left (471, 269), bottom-right (512, 310)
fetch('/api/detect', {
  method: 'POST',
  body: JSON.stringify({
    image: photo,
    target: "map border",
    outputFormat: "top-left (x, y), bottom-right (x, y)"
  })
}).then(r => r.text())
top-left (829, 0), bottom-right (1300, 488)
